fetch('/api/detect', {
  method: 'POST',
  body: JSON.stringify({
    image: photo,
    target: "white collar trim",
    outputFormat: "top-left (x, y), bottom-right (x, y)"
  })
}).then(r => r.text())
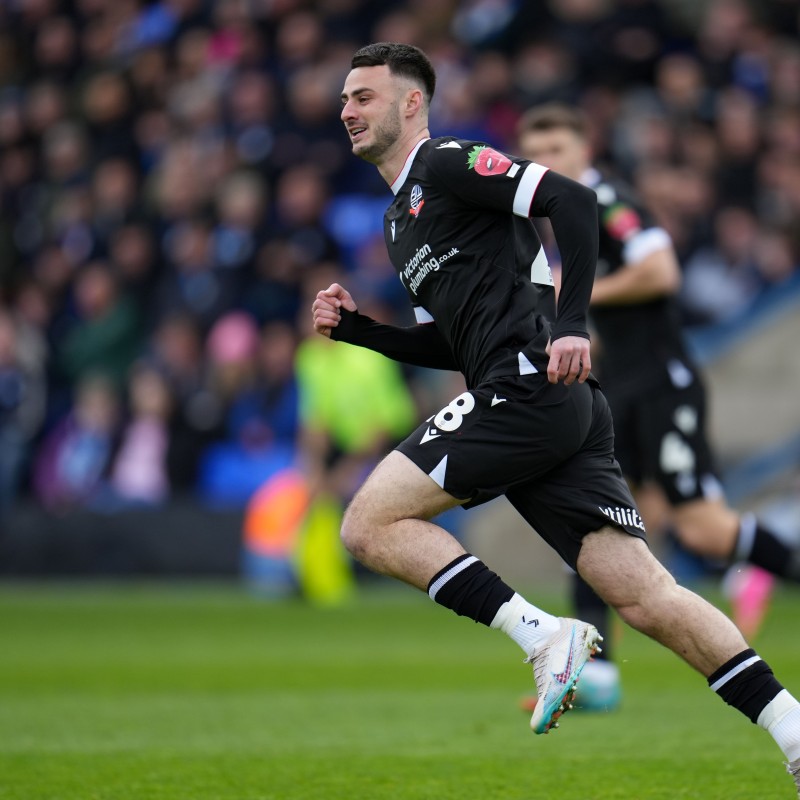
top-left (391, 138), bottom-right (430, 195)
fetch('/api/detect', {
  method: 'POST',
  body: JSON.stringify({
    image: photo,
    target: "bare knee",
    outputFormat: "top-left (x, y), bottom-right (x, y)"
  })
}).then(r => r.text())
top-left (340, 492), bottom-right (376, 562)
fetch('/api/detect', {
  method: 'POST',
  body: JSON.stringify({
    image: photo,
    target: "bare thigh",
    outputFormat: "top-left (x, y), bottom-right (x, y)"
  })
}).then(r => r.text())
top-left (341, 451), bottom-right (467, 589)
top-left (347, 450), bottom-right (464, 528)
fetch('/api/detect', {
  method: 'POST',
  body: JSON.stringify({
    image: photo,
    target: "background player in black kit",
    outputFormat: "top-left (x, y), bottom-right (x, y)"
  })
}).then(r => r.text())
top-left (311, 43), bottom-right (800, 794)
top-left (517, 103), bottom-right (800, 712)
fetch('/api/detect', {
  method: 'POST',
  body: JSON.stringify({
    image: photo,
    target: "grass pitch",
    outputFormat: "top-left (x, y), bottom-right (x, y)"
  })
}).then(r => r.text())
top-left (0, 580), bottom-right (798, 799)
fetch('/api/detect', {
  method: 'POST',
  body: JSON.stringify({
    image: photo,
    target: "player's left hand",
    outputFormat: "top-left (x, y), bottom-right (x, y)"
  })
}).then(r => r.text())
top-left (546, 336), bottom-right (591, 385)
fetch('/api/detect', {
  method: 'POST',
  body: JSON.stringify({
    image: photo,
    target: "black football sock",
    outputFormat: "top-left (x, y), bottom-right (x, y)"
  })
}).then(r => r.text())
top-left (571, 572), bottom-right (612, 661)
top-left (427, 555), bottom-right (515, 626)
top-left (736, 513), bottom-right (800, 581)
top-left (428, 555), bottom-right (565, 655)
top-left (708, 648), bottom-right (784, 723)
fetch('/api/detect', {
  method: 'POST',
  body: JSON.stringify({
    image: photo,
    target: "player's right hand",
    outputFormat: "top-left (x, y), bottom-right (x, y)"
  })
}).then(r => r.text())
top-left (312, 283), bottom-right (357, 338)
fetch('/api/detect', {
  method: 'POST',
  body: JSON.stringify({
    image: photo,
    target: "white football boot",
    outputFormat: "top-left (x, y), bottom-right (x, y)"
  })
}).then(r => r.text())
top-left (526, 618), bottom-right (602, 734)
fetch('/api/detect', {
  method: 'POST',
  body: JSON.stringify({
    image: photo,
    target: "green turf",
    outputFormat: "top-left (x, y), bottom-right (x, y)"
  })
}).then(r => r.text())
top-left (0, 580), bottom-right (798, 799)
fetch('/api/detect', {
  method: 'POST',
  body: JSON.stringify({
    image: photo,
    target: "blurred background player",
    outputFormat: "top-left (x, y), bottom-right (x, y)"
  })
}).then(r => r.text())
top-left (517, 102), bottom-right (800, 712)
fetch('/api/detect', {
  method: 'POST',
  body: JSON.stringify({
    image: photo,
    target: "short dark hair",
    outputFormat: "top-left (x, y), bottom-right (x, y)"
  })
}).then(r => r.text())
top-left (351, 42), bottom-right (436, 104)
top-left (516, 103), bottom-right (588, 139)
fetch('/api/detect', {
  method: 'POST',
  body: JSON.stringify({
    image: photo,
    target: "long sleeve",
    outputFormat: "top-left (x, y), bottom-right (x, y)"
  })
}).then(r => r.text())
top-left (530, 170), bottom-right (599, 342)
top-left (331, 309), bottom-right (459, 371)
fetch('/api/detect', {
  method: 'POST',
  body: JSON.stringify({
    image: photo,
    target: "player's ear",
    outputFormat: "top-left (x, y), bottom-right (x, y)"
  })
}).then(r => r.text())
top-left (405, 87), bottom-right (424, 118)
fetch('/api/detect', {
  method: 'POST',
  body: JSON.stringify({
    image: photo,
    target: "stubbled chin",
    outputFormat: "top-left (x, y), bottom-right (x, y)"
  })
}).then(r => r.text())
top-left (352, 141), bottom-right (372, 159)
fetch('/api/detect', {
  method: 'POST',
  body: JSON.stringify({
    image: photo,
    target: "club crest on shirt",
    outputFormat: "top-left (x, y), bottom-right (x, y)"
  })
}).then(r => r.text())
top-left (466, 145), bottom-right (513, 177)
top-left (409, 184), bottom-right (425, 217)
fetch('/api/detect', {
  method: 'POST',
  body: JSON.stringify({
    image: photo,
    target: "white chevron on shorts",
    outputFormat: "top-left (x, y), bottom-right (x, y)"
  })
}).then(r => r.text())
top-left (429, 455), bottom-right (448, 489)
top-left (519, 352), bottom-right (538, 375)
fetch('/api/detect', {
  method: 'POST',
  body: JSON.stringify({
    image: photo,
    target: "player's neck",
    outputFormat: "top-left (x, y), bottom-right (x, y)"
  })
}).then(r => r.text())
top-left (378, 127), bottom-right (430, 187)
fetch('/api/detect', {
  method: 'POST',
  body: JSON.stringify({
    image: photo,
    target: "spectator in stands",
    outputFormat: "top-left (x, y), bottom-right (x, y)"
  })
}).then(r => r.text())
top-left (714, 87), bottom-right (761, 208)
top-left (148, 312), bottom-right (224, 492)
top-left (272, 163), bottom-right (341, 268)
top-left (204, 310), bottom-right (259, 413)
top-left (211, 170), bottom-right (267, 274)
top-left (41, 119), bottom-right (89, 190)
top-left (57, 260), bottom-right (142, 390)
top-left (753, 225), bottom-right (799, 287)
top-left (242, 237), bottom-right (304, 326)
top-left (103, 362), bottom-right (173, 508)
top-left (90, 158), bottom-right (144, 249)
top-left (108, 222), bottom-right (161, 318)
top-left (226, 319), bottom-right (300, 456)
top-left (80, 70), bottom-right (139, 163)
top-left (197, 310), bottom-right (293, 505)
top-left (681, 205), bottom-right (762, 326)
top-left (33, 373), bottom-right (120, 511)
top-left (33, 14), bottom-right (79, 84)
top-left (155, 217), bottom-right (237, 331)
top-left (275, 64), bottom-right (349, 181)
top-left (224, 70), bottom-right (278, 173)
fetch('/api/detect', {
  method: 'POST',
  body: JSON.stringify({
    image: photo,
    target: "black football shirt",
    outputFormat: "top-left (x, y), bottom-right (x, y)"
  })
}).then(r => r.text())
top-left (585, 168), bottom-right (697, 395)
top-left (383, 136), bottom-right (563, 389)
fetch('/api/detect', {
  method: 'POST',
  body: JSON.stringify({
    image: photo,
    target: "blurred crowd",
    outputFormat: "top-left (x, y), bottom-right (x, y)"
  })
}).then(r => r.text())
top-left (0, 0), bottom-right (799, 519)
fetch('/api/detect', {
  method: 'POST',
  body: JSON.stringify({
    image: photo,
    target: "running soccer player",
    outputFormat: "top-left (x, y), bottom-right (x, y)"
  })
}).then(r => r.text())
top-left (311, 43), bottom-right (800, 795)
top-left (516, 102), bottom-right (800, 710)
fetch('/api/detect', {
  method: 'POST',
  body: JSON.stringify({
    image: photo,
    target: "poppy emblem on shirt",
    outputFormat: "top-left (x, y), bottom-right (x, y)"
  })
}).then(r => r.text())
top-left (409, 184), bottom-right (425, 217)
top-left (467, 145), bottom-right (513, 176)
top-left (604, 203), bottom-right (642, 241)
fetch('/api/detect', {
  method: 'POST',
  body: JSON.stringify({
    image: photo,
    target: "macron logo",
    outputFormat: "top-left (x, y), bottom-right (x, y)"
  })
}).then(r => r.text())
top-left (436, 141), bottom-right (462, 149)
top-left (420, 427), bottom-right (440, 444)
top-left (491, 394), bottom-right (507, 407)
top-left (391, 219), bottom-right (396, 242)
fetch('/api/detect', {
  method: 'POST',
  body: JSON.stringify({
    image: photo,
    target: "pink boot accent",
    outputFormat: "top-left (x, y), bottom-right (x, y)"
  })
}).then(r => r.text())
top-left (727, 565), bottom-right (776, 640)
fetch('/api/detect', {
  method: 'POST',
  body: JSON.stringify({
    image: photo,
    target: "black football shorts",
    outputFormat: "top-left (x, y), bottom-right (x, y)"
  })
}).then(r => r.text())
top-left (605, 374), bottom-right (722, 507)
top-left (395, 374), bottom-right (647, 570)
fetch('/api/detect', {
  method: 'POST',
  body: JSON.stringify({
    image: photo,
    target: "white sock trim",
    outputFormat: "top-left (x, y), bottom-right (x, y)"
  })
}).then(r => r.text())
top-left (735, 512), bottom-right (757, 561)
top-left (758, 689), bottom-right (797, 728)
top-left (709, 655), bottom-right (761, 692)
top-left (490, 593), bottom-right (526, 631)
top-left (758, 690), bottom-right (800, 762)
top-left (428, 555), bottom-right (478, 601)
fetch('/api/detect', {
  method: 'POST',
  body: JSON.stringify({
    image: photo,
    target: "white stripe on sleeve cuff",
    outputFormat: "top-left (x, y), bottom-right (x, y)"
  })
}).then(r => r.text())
top-left (513, 163), bottom-right (549, 217)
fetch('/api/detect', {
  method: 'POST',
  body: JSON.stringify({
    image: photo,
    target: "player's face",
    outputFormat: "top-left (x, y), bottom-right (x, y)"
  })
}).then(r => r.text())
top-left (340, 65), bottom-right (403, 163)
top-left (518, 128), bottom-right (589, 181)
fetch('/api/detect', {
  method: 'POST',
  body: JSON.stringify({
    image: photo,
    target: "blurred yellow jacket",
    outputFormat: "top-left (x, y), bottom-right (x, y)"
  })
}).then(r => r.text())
top-left (294, 336), bottom-right (417, 454)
